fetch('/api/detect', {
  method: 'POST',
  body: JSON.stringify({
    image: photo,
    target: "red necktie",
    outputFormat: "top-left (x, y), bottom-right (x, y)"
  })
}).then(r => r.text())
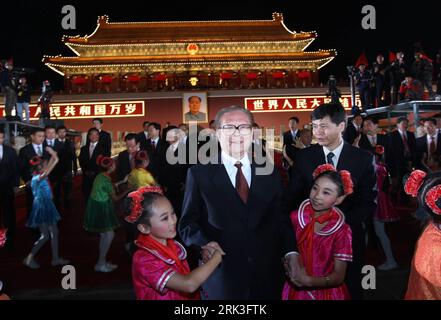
top-left (430, 136), bottom-right (436, 155)
top-left (402, 133), bottom-right (410, 154)
top-left (234, 162), bottom-right (249, 204)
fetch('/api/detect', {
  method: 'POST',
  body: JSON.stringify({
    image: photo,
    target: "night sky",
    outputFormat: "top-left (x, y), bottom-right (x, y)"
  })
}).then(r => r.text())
top-left (1, 0), bottom-right (439, 91)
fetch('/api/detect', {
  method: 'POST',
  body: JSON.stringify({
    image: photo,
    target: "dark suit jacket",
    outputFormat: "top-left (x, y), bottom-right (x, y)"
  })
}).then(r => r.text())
top-left (115, 148), bottom-right (147, 182)
top-left (283, 130), bottom-right (300, 147)
top-left (415, 133), bottom-right (441, 170)
top-left (388, 130), bottom-right (417, 177)
top-left (86, 130), bottom-right (112, 157)
top-left (358, 133), bottom-right (394, 170)
top-left (18, 144), bottom-right (50, 183)
top-left (286, 143), bottom-right (377, 227)
top-left (138, 131), bottom-right (150, 152)
top-left (78, 142), bottom-right (107, 177)
top-left (0, 145), bottom-right (20, 189)
top-left (145, 138), bottom-right (168, 182)
top-left (56, 139), bottom-right (78, 175)
top-left (178, 159), bottom-right (297, 299)
top-left (343, 122), bottom-right (362, 145)
top-left (44, 139), bottom-right (64, 180)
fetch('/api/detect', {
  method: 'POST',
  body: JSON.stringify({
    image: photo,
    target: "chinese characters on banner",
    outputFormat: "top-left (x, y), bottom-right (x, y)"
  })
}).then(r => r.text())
top-left (244, 95), bottom-right (359, 112)
top-left (0, 100), bottom-right (145, 120)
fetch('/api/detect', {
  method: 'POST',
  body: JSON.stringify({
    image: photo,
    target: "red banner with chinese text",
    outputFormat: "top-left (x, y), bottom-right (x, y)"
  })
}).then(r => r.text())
top-left (0, 100), bottom-right (145, 120)
top-left (244, 95), bottom-right (358, 112)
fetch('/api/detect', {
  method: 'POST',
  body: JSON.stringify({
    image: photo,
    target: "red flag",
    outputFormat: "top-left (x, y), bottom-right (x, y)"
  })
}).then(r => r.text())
top-left (420, 54), bottom-right (433, 63)
top-left (389, 51), bottom-right (396, 63)
top-left (355, 53), bottom-right (369, 67)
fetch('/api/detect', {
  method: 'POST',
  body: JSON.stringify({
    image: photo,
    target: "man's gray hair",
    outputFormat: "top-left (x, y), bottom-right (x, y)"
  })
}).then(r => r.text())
top-left (214, 106), bottom-right (254, 129)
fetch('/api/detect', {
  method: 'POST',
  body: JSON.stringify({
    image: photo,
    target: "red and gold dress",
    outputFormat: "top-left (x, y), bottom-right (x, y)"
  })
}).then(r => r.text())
top-left (282, 200), bottom-right (353, 300)
top-left (405, 222), bottom-right (441, 300)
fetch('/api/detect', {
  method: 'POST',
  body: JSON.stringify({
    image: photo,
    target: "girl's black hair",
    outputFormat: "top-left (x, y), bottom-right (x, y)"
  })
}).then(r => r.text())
top-left (126, 192), bottom-right (165, 228)
top-left (314, 171), bottom-right (345, 197)
top-left (417, 171), bottom-right (441, 223)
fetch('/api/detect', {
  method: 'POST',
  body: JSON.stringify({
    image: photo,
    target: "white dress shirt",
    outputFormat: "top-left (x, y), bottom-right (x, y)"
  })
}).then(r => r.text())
top-left (89, 141), bottom-right (98, 158)
top-left (151, 137), bottom-right (159, 147)
top-left (0, 144), bottom-right (3, 161)
top-left (427, 134), bottom-right (438, 154)
top-left (367, 134), bottom-right (377, 146)
top-left (46, 139), bottom-right (56, 147)
top-left (32, 143), bottom-right (43, 156)
top-left (398, 128), bottom-right (408, 141)
top-left (323, 139), bottom-right (345, 167)
top-left (221, 151), bottom-right (251, 188)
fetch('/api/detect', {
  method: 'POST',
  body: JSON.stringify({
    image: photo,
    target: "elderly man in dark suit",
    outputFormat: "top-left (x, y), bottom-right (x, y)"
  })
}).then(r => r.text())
top-left (179, 106), bottom-right (299, 299)
top-left (0, 129), bottom-right (20, 250)
top-left (286, 103), bottom-right (377, 300)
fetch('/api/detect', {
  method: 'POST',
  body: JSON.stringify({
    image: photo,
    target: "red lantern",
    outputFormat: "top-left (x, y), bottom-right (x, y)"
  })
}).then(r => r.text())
top-left (127, 75), bottom-right (141, 83)
top-left (246, 72), bottom-right (258, 80)
top-left (73, 76), bottom-right (86, 85)
top-left (154, 74), bottom-right (167, 81)
top-left (101, 75), bottom-right (113, 84)
top-left (297, 70), bottom-right (311, 80)
top-left (272, 71), bottom-right (284, 79)
top-left (220, 72), bottom-right (233, 80)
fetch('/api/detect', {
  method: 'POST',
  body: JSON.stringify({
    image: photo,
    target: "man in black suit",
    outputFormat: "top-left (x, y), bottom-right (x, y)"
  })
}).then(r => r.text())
top-left (179, 106), bottom-right (299, 299)
top-left (19, 128), bottom-right (50, 218)
top-left (87, 118), bottom-right (112, 157)
top-left (79, 128), bottom-right (107, 203)
top-left (145, 122), bottom-right (168, 184)
top-left (416, 118), bottom-right (441, 171)
top-left (43, 125), bottom-right (63, 206)
top-left (115, 133), bottom-right (141, 183)
top-left (54, 126), bottom-right (78, 208)
top-left (358, 117), bottom-right (393, 168)
top-left (137, 121), bottom-right (150, 152)
top-left (343, 111), bottom-right (364, 145)
top-left (0, 129), bottom-right (20, 250)
top-left (162, 128), bottom-right (189, 218)
top-left (388, 116), bottom-right (417, 203)
top-left (283, 116), bottom-right (301, 169)
top-left (286, 103), bottom-right (377, 300)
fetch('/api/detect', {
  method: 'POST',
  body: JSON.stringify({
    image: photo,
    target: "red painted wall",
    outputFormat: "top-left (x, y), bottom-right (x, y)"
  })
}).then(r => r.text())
top-left (63, 96), bottom-right (313, 140)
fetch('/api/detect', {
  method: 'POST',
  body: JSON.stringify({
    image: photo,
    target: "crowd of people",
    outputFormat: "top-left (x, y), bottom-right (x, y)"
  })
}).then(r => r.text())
top-left (1, 102), bottom-right (441, 300)
top-left (354, 50), bottom-right (441, 110)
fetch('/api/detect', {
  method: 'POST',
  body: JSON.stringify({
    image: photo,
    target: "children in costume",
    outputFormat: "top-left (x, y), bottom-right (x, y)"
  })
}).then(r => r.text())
top-left (373, 145), bottom-right (399, 270)
top-left (404, 170), bottom-right (441, 299)
top-left (23, 148), bottom-right (69, 269)
top-left (283, 164), bottom-right (353, 300)
top-left (127, 186), bottom-right (224, 300)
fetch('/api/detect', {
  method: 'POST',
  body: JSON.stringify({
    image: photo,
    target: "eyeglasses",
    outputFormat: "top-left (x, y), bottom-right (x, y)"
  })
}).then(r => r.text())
top-left (220, 124), bottom-right (253, 135)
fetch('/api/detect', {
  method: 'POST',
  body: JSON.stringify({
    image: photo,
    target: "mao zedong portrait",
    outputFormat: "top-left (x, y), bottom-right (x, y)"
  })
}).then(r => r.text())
top-left (184, 95), bottom-right (207, 122)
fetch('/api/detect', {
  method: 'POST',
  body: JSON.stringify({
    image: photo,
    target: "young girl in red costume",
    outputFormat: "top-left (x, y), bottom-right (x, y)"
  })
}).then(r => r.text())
top-left (127, 186), bottom-right (225, 300)
top-left (373, 145), bottom-right (399, 270)
top-left (404, 170), bottom-right (441, 299)
top-left (282, 164), bottom-right (353, 300)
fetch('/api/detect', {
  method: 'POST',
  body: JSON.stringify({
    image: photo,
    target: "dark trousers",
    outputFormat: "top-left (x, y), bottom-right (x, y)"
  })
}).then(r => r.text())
top-left (345, 223), bottom-right (367, 300)
top-left (358, 88), bottom-right (371, 110)
top-left (0, 187), bottom-right (16, 249)
top-left (53, 172), bottom-right (73, 208)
